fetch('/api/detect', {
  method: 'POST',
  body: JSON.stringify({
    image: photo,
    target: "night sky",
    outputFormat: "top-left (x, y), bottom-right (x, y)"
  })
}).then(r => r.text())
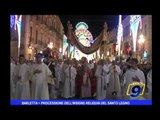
top-left (59, 15), bottom-right (128, 39)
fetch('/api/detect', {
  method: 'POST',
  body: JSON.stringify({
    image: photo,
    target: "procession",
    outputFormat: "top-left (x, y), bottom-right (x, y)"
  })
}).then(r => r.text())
top-left (10, 55), bottom-right (152, 100)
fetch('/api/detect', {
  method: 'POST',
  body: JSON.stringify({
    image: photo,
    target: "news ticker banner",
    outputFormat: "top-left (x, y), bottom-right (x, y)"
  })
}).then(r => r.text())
top-left (10, 100), bottom-right (152, 105)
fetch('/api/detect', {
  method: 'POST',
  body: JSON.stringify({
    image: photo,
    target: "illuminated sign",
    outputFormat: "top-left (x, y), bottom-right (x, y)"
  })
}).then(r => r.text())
top-left (75, 22), bottom-right (93, 47)
top-left (126, 82), bottom-right (145, 98)
top-left (72, 22), bottom-right (96, 60)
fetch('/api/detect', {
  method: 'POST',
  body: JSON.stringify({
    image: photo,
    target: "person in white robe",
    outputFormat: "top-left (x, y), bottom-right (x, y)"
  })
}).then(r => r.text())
top-left (81, 67), bottom-right (91, 98)
top-left (63, 60), bottom-right (77, 98)
top-left (10, 57), bottom-right (16, 99)
top-left (47, 60), bottom-right (57, 99)
top-left (104, 60), bottom-right (110, 99)
top-left (95, 60), bottom-right (109, 100)
top-left (108, 60), bottom-right (121, 99)
top-left (54, 59), bottom-right (63, 89)
top-left (54, 59), bottom-right (63, 97)
top-left (61, 60), bottom-right (68, 97)
top-left (13, 55), bottom-right (30, 100)
top-left (89, 60), bottom-right (94, 70)
top-left (31, 53), bottom-right (53, 100)
top-left (122, 58), bottom-right (146, 100)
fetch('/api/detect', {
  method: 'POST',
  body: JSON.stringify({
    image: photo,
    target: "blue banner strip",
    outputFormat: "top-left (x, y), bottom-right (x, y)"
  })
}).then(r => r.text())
top-left (10, 100), bottom-right (152, 105)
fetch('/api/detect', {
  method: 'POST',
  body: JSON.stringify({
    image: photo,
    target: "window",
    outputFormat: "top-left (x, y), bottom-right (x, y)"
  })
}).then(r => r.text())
top-left (30, 26), bottom-right (32, 41)
top-left (41, 33), bottom-right (43, 41)
top-left (145, 24), bottom-right (147, 36)
top-left (52, 20), bottom-right (54, 27)
top-left (36, 30), bottom-right (38, 44)
top-left (40, 33), bottom-right (43, 45)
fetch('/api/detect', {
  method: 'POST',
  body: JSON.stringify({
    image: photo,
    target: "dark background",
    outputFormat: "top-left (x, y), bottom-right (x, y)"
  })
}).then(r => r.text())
top-left (59, 15), bottom-right (128, 38)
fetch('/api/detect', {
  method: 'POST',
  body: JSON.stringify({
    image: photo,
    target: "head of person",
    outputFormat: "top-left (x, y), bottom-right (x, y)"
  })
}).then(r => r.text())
top-left (36, 53), bottom-right (42, 63)
top-left (100, 60), bottom-right (105, 66)
top-left (131, 58), bottom-right (138, 69)
top-left (19, 54), bottom-right (25, 64)
top-left (105, 60), bottom-right (108, 64)
top-left (112, 60), bottom-right (116, 65)
top-left (66, 59), bottom-right (70, 65)
top-left (58, 59), bottom-right (63, 64)
top-left (69, 59), bottom-right (73, 66)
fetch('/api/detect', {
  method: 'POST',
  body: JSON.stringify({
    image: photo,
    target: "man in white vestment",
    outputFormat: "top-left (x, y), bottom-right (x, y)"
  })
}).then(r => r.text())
top-left (104, 60), bottom-right (111, 99)
top-left (10, 57), bottom-right (16, 99)
top-left (95, 60), bottom-right (109, 100)
top-left (63, 60), bottom-right (77, 98)
top-left (81, 66), bottom-right (91, 99)
top-left (54, 59), bottom-right (63, 97)
top-left (13, 55), bottom-right (30, 100)
top-left (108, 60), bottom-right (121, 99)
top-left (61, 60), bottom-right (68, 97)
top-left (54, 59), bottom-right (63, 89)
top-left (122, 58), bottom-right (146, 100)
top-left (31, 53), bottom-right (53, 100)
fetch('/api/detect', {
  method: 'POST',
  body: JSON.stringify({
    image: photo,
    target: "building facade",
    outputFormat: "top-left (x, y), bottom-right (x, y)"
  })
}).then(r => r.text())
top-left (122, 15), bottom-right (152, 63)
top-left (10, 15), bottom-right (64, 60)
top-left (100, 28), bottom-right (117, 62)
top-left (99, 15), bottom-right (152, 63)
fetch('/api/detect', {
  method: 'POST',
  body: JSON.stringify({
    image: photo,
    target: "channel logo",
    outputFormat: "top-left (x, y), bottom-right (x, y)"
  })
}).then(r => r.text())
top-left (126, 82), bottom-right (145, 98)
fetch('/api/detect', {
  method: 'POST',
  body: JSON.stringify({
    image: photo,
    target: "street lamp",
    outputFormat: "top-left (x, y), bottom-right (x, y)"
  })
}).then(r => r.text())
top-left (47, 42), bottom-right (53, 57)
top-left (138, 34), bottom-right (145, 62)
top-left (48, 42), bottom-right (53, 49)
top-left (107, 51), bottom-right (109, 56)
top-left (138, 34), bottom-right (145, 44)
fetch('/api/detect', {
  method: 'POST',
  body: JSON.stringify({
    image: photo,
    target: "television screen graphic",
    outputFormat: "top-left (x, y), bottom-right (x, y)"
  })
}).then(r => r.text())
top-left (10, 15), bottom-right (152, 105)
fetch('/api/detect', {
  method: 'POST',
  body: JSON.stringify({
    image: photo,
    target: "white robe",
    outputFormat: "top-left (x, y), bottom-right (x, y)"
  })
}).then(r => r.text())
top-left (10, 63), bottom-right (16, 99)
top-left (108, 65), bottom-right (121, 95)
top-left (104, 64), bottom-right (110, 98)
top-left (123, 68), bottom-right (146, 100)
top-left (31, 63), bottom-right (52, 100)
top-left (54, 63), bottom-right (62, 89)
top-left (13, 63), bottom-right (30, 100)
top-left (81, 72), bottom-right (91, 98)
top-left (63, 65), bottom-right (77, 98)
top-left (60, 63), bottom-right (68, 97)
top-left (95, 65), bottom-right (108, 100)
top-left (104, 64), bottom-right (110, 84)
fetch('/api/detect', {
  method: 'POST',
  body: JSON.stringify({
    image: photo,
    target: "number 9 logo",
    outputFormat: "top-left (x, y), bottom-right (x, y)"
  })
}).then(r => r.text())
top-left (130, 85), bottom-right (141, 97)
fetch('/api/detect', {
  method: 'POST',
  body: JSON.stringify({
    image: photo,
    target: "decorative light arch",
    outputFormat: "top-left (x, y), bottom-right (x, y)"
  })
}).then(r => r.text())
top-left (117, 15), bottom-right (123, 56)
top-left (10, 15), bottom-right (22, 57)
top-left (73, 22), bottom-right (96, 60)
top-left (75, 22), bottom-right (88, 29)
top-left (130, 15), bottom-right (142, 52)
top-left (75, 22), bottom-right (93, 47)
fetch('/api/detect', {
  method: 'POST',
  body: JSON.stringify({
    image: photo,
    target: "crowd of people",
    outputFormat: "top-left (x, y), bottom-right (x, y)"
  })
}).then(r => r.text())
top-left (10, 54), bottom-right (152, 100)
